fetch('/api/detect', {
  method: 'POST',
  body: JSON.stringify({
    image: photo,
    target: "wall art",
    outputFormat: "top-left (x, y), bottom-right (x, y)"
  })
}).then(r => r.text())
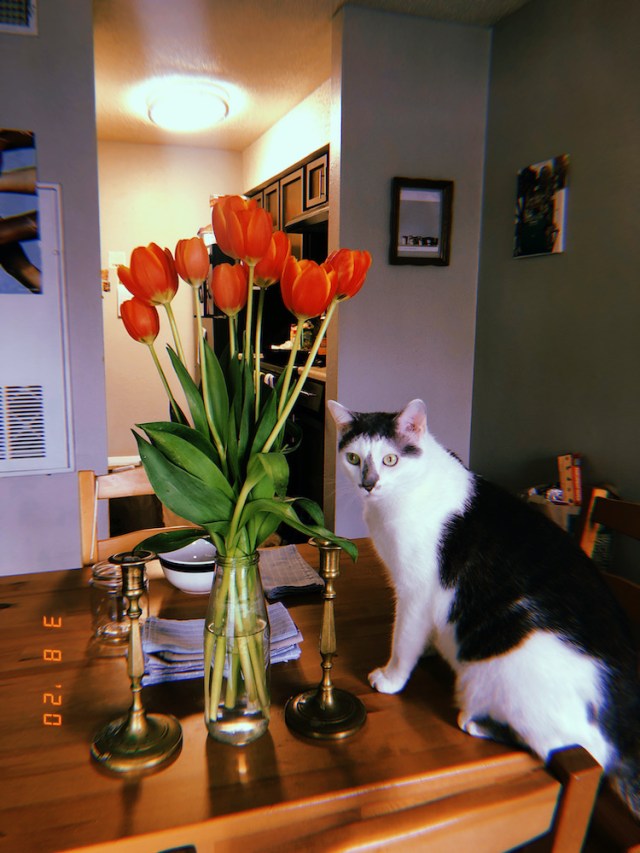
top-left (514, 155), bottom-right (569, 258)
top-left (389, 177), bottom-right (453, 266)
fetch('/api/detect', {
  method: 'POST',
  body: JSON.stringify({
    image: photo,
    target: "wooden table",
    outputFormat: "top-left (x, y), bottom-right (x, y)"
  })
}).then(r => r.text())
top-left (0, 539), bottom-right (568, 852)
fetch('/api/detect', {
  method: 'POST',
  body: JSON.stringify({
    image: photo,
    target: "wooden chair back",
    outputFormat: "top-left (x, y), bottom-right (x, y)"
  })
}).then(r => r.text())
top-left (581, 494), bottom-right (640, 647)
top-left (579, 492), bottom-right (640, 851)
top-left (78, 467), bottom-right (191, 566)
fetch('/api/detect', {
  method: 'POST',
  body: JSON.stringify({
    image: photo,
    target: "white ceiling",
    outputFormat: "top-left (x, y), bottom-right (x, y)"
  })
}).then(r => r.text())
top-left (93, 0), bottom-right (531, 151)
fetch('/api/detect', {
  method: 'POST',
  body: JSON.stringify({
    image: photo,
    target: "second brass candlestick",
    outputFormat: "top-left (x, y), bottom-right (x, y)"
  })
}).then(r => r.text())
top-left (91, 551), bottom-right (183, 773)
top-left (285, 538), bottom-right (367, 740)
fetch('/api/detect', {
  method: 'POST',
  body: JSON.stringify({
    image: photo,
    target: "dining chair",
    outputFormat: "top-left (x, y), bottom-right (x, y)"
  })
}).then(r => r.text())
top-left (263, 746), bottom-right (601, 853)
top-left (78, 466), bottom-right (196, 566)
top-left (578, 492), bottom-right (640, 852)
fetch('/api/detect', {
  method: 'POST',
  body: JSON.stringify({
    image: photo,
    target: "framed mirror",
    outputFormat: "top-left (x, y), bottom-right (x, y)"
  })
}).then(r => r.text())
top-left (389, 177), bottom-right (453, 266)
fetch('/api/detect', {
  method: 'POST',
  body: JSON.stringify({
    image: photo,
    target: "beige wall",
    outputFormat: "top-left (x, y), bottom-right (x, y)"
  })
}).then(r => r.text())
top-left (97, 142), bottom-right (243, 457)
top-left (242, 81), bottom-right (331, 191)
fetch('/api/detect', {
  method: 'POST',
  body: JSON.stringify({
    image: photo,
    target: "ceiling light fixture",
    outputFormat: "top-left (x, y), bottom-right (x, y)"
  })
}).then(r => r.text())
top-left (147, 79), bottom-right (229, 133)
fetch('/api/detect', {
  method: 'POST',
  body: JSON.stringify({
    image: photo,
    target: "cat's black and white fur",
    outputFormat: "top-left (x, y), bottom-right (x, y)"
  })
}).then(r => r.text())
top-left (329, 398), bottom-right (640, 818)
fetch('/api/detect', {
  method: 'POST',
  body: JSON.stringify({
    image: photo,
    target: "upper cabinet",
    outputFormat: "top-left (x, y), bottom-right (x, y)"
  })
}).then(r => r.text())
top-left (247, 146), bottom-right (329, 233)
top-left (305, 153), bottom-right (328, 209)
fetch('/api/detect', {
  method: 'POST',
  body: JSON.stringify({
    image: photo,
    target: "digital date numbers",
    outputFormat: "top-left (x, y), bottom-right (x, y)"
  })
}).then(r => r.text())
top-left (42, 615), bottom-right (63, 726)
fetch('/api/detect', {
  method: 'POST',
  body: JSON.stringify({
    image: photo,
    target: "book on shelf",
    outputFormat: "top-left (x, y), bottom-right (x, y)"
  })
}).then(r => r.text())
top-left (557, 452), bottom-right (583, 506)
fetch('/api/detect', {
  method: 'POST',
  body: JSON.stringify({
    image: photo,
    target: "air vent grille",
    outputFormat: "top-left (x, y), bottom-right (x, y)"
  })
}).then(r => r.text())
top-left (0, 0), bottom-right (37, 33)
top-left (0, 385), bottom-right (46, 460)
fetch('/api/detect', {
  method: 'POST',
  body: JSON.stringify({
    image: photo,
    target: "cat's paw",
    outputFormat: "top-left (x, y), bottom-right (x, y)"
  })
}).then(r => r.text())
top-left (368, 667), bottom-right (407, 694)
top-left (457, 711), bottom-right (492, 739)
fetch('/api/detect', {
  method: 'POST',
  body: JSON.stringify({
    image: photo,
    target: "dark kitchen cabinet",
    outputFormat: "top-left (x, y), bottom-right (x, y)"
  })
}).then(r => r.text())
top-left (263, 181), bottom-right (279, 228)
top-left (306, 153), bottom-right (328, 208)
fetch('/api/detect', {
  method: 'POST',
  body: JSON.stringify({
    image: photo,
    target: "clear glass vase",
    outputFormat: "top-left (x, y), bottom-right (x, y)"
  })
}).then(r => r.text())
top-left (204, 552), bottom-right (270, 745)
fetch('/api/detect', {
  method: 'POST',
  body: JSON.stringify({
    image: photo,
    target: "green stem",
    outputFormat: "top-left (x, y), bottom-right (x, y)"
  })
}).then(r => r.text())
top-left (254, 287), bottom-right (266, 419)
top-left (263, 300), bottom-right (338, 453)
top-left (243, 264), bottom-right (255, 366)
top-left (193, 286), bottom-right (227, 474)
top-left (163, 302), bottom-right (186, 366)
top-left (278, 322), bottom-right (304, 417)
top-left (204, 560), bottom-right (233, 722)
top-left (226, 477), bottom-right (256, 554)
top-left (147, 342), bottom-right (182, 421)
top-left (228, 316), bottom-right (236, 360)
top-left (223, 580), bottom-right (239, 709)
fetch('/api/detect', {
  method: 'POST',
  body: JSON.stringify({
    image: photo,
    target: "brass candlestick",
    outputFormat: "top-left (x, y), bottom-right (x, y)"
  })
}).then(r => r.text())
top-left (285, 538), bottom-right (367, 739)
top-left (91, 551), bottom-right (183, 773)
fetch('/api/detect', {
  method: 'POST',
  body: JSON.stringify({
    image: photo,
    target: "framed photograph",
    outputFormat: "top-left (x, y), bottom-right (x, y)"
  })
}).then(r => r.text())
top-left (389, 177), bottom-right (453, 266)
top-left (513, 155), bottom-right (569, 258)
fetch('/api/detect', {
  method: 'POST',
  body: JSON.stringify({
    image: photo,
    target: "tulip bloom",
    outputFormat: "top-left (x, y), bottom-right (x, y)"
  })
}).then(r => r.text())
top-left (121, 297), bottom-right (160, 344)
top-left (212, 262), bottom-right (248, 318)
top-left (280, 257), bottom-right (337, 321)
top-left (325, 248), bottom-right (372, 301)
top-left (122, 242), bottom-right (178, 306)
top-left (120, 296), bottom-right (183, 422)
top-left (254, 231), bottom-right (291, 287)
top-left (175, 236), bottom-right (210, 287)
top-left (212, 195), bottom-right (272, 265)
top-left (120, 243), bottom-right (184, 364)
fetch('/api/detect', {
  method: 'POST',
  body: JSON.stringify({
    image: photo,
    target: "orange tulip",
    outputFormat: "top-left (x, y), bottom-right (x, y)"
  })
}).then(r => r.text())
top-left (121, 297), bottom-right (160, 345)
top-left (212, 263), bottom-right (248, 318)
top-left (212, 195), bottom-right (273, 265)
top-left (325, 248), bottom-right (372, 301)
top-left (123, 242), bottom-right (178, 305)
top-left (175, 236), bottom-right (210, 287)
top-left (280, 256), bottom-right (337, 321)
top-left (254, 231), bottom-right (291, 287)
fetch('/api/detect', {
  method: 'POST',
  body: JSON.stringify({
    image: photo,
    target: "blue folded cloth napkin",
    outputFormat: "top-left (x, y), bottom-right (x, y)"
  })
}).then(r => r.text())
top-left (258, 544), bottom-right (324, 600)
top-left (141, 601), bottom-right (303, 686)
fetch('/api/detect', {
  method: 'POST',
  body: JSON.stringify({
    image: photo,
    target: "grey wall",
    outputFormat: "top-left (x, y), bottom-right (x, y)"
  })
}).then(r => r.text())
top-left (329, 5), bottom-right (491, 537)
top-left (472, 0), bottom-right (640, 496)
top-left (471, 0), bottom-right (640, 577)
top-left (0, 2), bottom-right (107, 573)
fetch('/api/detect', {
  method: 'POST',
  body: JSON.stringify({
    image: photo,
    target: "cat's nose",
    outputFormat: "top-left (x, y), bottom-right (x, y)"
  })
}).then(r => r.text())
top-left (361, 479), bottom-right (378, 492)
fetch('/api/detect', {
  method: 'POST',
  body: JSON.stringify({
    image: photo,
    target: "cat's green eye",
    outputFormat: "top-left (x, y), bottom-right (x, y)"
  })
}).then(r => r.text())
top-left (346, 452), bottom-right (360, 466)
top-left (383, 454), bottom-right (398, 467)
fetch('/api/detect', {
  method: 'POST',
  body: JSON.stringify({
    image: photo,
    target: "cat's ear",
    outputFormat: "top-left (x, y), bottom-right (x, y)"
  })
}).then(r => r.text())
top-left (396, 399), bottom-right (427, 440)
top-left (327, 400), bottom-right (353, 430)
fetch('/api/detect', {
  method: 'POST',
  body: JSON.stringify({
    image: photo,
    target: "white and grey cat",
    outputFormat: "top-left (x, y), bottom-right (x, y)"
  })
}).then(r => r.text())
top-left (329, 397), bottom-right (640, 818)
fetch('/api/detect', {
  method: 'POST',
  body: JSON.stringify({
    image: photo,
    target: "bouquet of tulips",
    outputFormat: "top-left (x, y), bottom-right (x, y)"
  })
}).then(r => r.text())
top-left (118, 196), bottom-right (370, 561)
top-left (117, 195), bottom-right (370, 735)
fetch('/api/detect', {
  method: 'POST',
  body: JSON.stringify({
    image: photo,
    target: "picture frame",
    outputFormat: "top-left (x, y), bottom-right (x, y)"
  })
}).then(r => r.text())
top-left (513, 155), bottom-right (569, 258)
top-left (389, 177), bottom-right (453, 266)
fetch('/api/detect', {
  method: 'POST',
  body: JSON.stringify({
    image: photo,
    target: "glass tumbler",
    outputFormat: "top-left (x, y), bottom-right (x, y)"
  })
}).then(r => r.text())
top-left (90, 560), bottom-right (148, 651)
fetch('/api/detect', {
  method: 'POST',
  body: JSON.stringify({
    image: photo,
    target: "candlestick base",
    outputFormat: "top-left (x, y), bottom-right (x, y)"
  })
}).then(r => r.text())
top-left (91, 711), bottom-right (182, 773)
top-left (285, 687), bottom-right (366, 740)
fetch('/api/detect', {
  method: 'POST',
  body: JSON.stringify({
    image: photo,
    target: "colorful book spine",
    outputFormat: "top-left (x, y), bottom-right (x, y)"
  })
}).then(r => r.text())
top-left (557, 453), bottom-right (583, 506)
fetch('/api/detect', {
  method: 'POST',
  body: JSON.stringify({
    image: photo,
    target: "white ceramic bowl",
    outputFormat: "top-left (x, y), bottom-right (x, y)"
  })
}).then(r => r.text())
top-left (158, 538), bottom-right (216, 595)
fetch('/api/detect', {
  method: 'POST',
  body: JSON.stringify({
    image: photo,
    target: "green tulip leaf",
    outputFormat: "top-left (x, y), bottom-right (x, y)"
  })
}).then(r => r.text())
top-left (239, 497), bottom-right (358, 561)
top-left (246, 452), bottom-right (289, 498)
top-left (202, 338), bottom-right (230, 435)
top-left (139, 422), bottom-right (234, 500)
top-left (138, 419), bottom-right (221, 468)
top-left (134, 432), bottom-right (234, 525)
top-left (135, 527), bottom-right (206, 554)
top-left (167, 347), bottom-right (209, 438)
top-left (251, 391), bottom-right (278, 455)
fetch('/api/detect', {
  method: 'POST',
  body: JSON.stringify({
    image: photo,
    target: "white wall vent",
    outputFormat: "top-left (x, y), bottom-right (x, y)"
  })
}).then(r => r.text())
top-left (0, 0), bottom-right (37, 35)
top-left (0, 385), bottom-right (46, 460)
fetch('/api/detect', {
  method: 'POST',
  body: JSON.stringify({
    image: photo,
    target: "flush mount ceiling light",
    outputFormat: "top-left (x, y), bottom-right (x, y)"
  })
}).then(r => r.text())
top-left (147, 79), bottom-right (229, 132)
